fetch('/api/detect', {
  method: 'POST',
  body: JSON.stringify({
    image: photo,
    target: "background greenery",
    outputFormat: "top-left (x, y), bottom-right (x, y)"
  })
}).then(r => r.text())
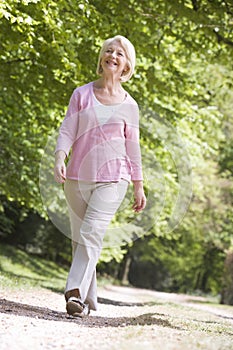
top-left (0, 0), bottom-right (233, 304)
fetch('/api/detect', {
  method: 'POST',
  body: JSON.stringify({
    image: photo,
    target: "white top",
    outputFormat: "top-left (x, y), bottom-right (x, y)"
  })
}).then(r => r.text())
top-left (92, 93), bottom-right (122, 125)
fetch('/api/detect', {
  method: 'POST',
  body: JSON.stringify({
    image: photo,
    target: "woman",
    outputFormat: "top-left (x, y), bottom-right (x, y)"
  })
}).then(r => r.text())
top-left (54, 35), bottom-right (146, 317)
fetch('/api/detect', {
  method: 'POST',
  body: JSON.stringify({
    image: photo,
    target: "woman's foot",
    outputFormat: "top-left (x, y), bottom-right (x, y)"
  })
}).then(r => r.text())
top-left (66, 297), bottom-right (90, 317)
top-left (65, 289), bottom-right (90, 317)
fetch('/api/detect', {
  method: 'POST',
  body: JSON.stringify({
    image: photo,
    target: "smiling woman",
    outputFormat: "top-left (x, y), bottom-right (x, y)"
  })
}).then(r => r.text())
top-left (54, 35), bottom-right (146, 318)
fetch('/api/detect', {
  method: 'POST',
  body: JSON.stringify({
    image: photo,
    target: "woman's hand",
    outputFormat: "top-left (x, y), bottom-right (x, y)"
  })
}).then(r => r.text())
top-left (132, 180), bottom-right (146, 212)
top-left (54, 151), bottom-right (67, 184)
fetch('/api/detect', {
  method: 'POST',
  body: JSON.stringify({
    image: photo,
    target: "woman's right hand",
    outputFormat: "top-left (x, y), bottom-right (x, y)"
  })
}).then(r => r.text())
top-left (54, 151), bottom-right (67, 184)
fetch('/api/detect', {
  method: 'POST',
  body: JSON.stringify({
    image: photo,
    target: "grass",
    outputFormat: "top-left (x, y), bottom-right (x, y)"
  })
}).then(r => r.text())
top-left (0, 243), bottom-right (117, 292)
top-left (0, 243), bottom-right (67, 293)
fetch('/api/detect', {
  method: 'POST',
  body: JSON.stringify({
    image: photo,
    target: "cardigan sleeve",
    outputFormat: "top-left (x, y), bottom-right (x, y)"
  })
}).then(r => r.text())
top-left (55, 90), bottom-right (79, 157)
top-left (124, 105), bottom-right (143, 181)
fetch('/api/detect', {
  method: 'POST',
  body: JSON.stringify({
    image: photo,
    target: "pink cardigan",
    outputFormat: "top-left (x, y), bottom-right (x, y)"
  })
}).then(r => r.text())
top-left (55, 82), bottom-right (143, 182)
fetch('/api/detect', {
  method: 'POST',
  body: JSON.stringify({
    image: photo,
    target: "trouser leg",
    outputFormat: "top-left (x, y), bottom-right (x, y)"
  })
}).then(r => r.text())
top-left (64, 180), bottom-right (98, 308)
top-left (64, 180), bottom-right (128, 310)
top-left (64, 180), bottom-right (91, 258)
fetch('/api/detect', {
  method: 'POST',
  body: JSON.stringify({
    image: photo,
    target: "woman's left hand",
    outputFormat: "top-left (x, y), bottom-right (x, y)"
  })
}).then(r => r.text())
top-left (132, 181), bottom-right (147, 212)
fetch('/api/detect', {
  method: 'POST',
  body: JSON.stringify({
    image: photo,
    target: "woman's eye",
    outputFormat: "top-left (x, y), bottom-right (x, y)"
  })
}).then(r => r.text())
top-left (118, 52), bottom-right (124, 56)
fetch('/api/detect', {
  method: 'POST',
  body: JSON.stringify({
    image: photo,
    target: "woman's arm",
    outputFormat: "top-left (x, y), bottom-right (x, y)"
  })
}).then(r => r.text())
top-left (124, 105), bottom-right (146, 211)
top-left (54, 89), bottom-right (79, 183)
top-left (55, 91), bottom-right (79, 155)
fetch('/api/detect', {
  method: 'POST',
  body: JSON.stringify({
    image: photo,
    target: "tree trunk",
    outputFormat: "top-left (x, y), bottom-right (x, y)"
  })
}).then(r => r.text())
top-left (220, 250), bottom-right (233, 305)
top-left (121, 256), bottom-right (132, 285)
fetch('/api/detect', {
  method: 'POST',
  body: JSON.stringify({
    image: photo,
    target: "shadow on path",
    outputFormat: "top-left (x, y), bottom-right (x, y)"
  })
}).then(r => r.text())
top-left (0, 298), bottom-right (175, 329)
top-left (97, 296), bottom-right (156, 307)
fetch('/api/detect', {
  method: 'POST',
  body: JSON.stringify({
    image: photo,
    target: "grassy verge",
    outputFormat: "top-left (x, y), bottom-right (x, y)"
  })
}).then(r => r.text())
top-left (0, 243), bottom-right (67, 293)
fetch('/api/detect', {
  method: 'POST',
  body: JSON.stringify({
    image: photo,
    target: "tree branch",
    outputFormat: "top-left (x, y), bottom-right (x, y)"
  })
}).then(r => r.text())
top-left (191, 0), bottom-right (199, 11)
top-left (213, 29), bottom-right (233, 47)
top-left (2, 58), bottom-right (32, 64)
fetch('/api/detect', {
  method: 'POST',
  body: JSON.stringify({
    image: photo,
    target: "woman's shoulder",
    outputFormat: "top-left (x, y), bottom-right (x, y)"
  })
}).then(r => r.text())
top-left (71, 82), bottom-right (94, 109)
top-left (125, 90), bottom-right (139, 106)
top-left (72, 81), bottom-right (93, 96)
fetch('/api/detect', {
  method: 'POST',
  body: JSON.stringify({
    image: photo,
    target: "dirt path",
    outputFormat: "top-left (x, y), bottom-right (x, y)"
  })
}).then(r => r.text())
top-left (1, 285), bottom-right (233, 350)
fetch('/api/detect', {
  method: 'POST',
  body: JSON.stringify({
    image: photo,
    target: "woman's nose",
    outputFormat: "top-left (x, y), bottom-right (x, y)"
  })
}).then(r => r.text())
top-left (111, 51), bottom-right (117, 58)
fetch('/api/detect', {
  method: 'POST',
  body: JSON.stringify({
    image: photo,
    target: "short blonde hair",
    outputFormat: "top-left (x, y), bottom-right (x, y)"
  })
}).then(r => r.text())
top-left (96, 35), bottom-right (136, 82)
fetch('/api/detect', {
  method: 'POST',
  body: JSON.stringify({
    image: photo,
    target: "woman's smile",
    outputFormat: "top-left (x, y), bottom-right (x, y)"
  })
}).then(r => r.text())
top-left (106, 59), bottom-right (118, 66)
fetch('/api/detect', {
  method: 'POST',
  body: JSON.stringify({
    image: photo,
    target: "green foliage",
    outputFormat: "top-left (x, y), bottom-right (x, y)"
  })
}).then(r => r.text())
top-left (126, 233), bottom-right (225, 295)
top-left (4, 207), bottom-right (72, 264)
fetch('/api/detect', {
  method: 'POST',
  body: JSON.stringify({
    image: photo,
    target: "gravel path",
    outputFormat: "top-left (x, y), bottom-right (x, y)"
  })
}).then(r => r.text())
top-left (1, 285), bottom-right (233, 350)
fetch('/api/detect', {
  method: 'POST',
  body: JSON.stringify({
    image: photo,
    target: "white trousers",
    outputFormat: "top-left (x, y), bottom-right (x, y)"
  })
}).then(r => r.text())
top-left (64, 179), bottom-right (128, 310)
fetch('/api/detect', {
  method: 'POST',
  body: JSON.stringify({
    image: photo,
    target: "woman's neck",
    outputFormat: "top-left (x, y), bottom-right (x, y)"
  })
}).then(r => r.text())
top-left (94, 77), bottom-right (124, 96)
top-left (93, 77), bottom-right (126, 105)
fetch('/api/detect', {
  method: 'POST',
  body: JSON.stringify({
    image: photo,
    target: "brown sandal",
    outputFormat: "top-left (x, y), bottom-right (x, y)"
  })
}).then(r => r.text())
top-left (66, 297), bottom-right (90, 317)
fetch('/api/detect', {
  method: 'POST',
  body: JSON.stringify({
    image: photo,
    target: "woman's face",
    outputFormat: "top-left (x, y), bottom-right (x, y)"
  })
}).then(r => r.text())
top-left (100, 41), bottom-right (128, 77)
